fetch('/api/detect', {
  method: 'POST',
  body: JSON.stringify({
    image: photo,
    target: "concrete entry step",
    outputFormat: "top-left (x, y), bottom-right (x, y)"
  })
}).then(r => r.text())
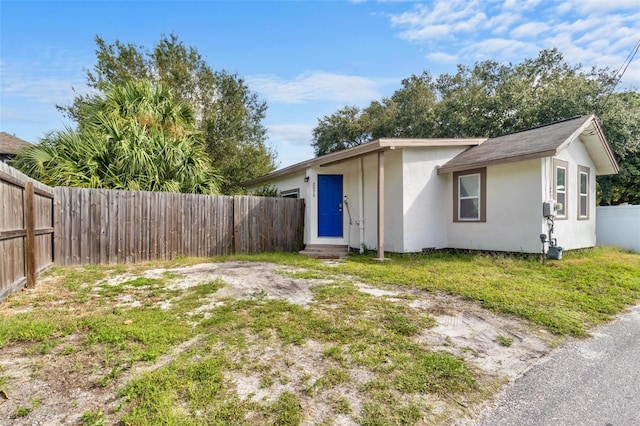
top-left (299, 244), bottom-right (349, 259)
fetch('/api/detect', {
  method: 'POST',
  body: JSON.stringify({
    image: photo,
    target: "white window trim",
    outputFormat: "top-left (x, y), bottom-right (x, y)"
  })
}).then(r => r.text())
top-left (553, 159), bottom-right (568, 220)
top-left (578, 166), bottom-right (590, 220)
top-left (453, 168), bottom-right (486, 223)
top-left (281, 188), bottom-right (300, 199)
top-left (458, 173), bottom-right (481, 221)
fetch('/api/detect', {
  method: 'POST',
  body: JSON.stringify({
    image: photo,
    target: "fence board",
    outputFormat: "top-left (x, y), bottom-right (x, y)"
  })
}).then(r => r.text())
top-left (0, 162), bottom-right (54, 302)
top-left (52, 187), bottom-right (304, 266)
top-left (2, 166), bottom-right (304, 297)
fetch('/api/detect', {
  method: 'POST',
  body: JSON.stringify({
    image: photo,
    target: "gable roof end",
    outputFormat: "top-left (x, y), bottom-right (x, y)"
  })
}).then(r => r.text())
top-left (437, 115), bottom-right (619, 175)
top-left (0, 132), bottom-right (33, 155)
top-left (580, 116), bottom-right (619, 175)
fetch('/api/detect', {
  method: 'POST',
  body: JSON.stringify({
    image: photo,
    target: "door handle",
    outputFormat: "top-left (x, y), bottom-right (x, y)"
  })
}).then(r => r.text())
top-left (338, 202), bottom-right (342, 211)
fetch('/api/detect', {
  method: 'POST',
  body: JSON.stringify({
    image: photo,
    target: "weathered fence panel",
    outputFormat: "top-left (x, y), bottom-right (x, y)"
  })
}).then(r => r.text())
top-left (234, 196), bottom-right (305, 254)
top-left (0, 162), bottom-right (55, 302)
top-left (55, 187), bottom-right (305, 266)
top-left (2, 164), bottom-right (305, 300)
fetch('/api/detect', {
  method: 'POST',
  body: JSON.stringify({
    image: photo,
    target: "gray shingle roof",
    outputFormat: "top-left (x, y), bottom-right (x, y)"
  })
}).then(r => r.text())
top-left (0, 132), bottom-right (33, 155)
top-left (438, 115), bottom-right (597, 174)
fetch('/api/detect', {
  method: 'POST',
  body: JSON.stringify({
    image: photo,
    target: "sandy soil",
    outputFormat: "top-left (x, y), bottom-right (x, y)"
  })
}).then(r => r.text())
top-left (0, 261), bottom-right (562, 425)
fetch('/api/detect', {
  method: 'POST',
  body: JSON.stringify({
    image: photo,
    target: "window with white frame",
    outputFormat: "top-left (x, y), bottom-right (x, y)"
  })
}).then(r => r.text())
top-left (281, 189), bottom-right (299, 199)
top-left (578, 166), bottom-right (590, 219)
top-left (553, 159), bottom-right (568, 219)
top-left (453, 168), bottom-right (486, 222)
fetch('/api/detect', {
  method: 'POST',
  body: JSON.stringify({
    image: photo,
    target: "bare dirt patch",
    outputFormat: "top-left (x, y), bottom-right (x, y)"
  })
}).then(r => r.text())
top-left (0, 261), bottom-right (561, 425)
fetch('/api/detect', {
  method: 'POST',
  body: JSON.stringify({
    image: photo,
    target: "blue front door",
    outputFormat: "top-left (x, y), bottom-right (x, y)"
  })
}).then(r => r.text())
top-left (318, 175), bottom-right (343, 237)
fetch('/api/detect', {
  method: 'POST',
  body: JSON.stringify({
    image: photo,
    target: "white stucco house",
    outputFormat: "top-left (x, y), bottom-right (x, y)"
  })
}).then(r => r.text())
top-left (244, 115), bottom-right (619, 256)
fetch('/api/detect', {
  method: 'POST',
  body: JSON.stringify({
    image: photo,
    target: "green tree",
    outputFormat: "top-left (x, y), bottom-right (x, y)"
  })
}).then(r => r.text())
top-left (596, 92), bottom-right (640, 204)
top-left (386, 72), bottom-right (438, 138)
top-left (310, 72), bottom-right (438, 155)
top-left (252, 184), bottom-right (281, 197)
top-left (15, 80), bottom-right (220, 194)
top-left (311, 48), bottom-right (639, 204)
top-left (61, 34), bottom-right (276, 194)
top-left (311, 106), bottom-right (370, 156)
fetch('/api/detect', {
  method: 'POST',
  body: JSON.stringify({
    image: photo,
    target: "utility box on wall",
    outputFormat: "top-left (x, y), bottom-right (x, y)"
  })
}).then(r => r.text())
top-left (543, 201), bottom-right (555, 218)
top-left (547, 246), bottom-right (563, 260)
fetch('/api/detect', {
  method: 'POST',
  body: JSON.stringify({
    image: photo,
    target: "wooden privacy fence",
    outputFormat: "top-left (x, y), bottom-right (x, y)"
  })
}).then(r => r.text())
top-left (0, 162), bottom-right (55, 301)
top-left (54, 187), bottom-right (305, 266)
top-left (1, 164), bottom-right (305, 301)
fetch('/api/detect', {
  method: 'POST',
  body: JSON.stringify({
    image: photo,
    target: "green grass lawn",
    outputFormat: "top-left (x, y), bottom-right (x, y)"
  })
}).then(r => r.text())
top-left (320, 247), bottom-right (640, 337)
top-left (222, 246), bottom-right (640, 337)
top-left (1, 246), bottom-right (638, 425)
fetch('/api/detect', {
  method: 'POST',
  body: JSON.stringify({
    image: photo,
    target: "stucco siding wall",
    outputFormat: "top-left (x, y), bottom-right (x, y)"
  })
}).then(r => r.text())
top-left (245, 152), bottom-right (401, 251)
top-left (401, 147), bottom-right (469, 252)
top-left (446, 159), bottom-right (543, 253)
top-left (247, 172), bottom-right (307, 199)
top-left (596, 206), bottom-right (640, 252)
top-left (548, 139), bottom-right (598, 250)
top-left (359, 155), bottom-right (379, 251)
top-left (383, 150), bottom-right (404, 252)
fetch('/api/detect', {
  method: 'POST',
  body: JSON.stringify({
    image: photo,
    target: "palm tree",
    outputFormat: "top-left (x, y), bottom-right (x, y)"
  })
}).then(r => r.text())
top-left (13, 80), bottom-right (220, 194)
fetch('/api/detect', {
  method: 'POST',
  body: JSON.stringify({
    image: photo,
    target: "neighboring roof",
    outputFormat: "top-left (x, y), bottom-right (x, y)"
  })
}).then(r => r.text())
top-left (437, 115), bottom-right (619, 175)
top-left (244, 138), bottom-right (485, 187)
top-left (0, 132), bottom-right (33, 155)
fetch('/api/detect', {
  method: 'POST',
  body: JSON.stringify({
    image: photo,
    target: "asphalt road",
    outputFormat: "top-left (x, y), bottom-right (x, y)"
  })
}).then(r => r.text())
top-left (477, 304), bottom-right (640, 426)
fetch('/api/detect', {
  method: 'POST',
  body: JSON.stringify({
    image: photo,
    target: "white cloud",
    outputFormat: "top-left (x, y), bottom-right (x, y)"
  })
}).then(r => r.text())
top-left (247, 72), bottom-right (392, 104)
top-left (487, 12), bottom-right (522, 34)
top-left (502, 0), bottom-right (517, 9)
top-left (0, 53), bottom-right (88, 106)
top-left (511, 22), bottom-right (550, 38)
top-left (463, 38), bottom-right (536, 61)
top-left (399, 24), bottom-right (452, 40)
top-left (385, 0), bottom-right (640, 88)
top-left (426, 52), bottom-right (459, 63)
top-left (267, 124), bottom-right (314, 147)
top-left (265, 124), bottom-right (317, 168)
top-left (558, 0), bottom-right (640, 15)
top-left (454, 12), bottom-right (488, 32)
top-left (502, 0), bottom-right (541, 11)
top-left (391, 1), bottom-right (492, 41)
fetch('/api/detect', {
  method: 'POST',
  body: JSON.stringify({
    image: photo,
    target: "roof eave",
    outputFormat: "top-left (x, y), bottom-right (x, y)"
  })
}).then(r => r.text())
top-left (437, 149), bottom-right (558, 174)
top-left (242, 138), bottom-right (485, 187)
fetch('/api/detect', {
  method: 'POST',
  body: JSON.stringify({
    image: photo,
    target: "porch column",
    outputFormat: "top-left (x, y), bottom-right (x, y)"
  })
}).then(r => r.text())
top-left (376, 150), bottom-right (385, 260)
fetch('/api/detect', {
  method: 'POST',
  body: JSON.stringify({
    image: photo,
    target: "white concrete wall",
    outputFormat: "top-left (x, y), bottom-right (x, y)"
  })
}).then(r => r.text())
top-left (248, 137), bottom-right (602, 254)
top-left (336, 151), bottom-right (404, 252)
top-left (547, 138), bottom-right (598, 250)
top-left (247, 172), bottom-right (307, 199)
top-left (361, 155), bottom-right (379, 250)
top-left (383, 150), bottom-right (404, 252)
top-left (596, 206), bottom-right (640, 252)
top-left (246, 152), bottom-right (404, 251)
top-left (401, 147), bottom-right (469, 252)
top-left (446, 159), bottom-right (543, 253)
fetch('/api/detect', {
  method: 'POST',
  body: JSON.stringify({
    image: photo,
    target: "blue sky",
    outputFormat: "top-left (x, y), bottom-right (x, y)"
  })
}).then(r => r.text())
top-left (1, 0), bottom-right (639, 169)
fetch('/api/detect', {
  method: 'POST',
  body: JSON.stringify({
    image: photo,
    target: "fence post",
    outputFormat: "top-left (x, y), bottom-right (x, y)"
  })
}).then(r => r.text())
top-left (24, 182), bottom-right (36, 288)
top-left (298, 199), bottom-right (306, 250)
top-left (233, 195), bottom-right (240, 254)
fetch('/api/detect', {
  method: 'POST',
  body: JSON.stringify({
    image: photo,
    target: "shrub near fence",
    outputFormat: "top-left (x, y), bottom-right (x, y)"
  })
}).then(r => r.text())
top-left (54, 187), bottom-right (305, 266)
top-left (0, 162), bottom-right (55, 301)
